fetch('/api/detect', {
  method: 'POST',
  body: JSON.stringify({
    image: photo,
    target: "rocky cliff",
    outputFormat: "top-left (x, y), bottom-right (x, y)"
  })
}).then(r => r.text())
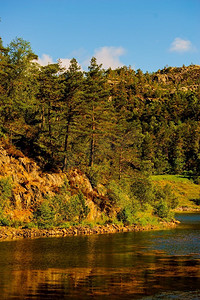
top-left (0, 142), bottom-right (109, 224)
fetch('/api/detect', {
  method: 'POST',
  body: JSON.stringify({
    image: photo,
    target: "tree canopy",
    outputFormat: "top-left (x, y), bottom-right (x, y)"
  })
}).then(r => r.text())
top-left (0, 36), bottom-right (200, 180)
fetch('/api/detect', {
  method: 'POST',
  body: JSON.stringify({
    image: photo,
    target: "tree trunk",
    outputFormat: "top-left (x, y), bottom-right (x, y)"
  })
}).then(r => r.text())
top-left (89, 105), bottom-right (95, 167)
top-left (62, 122), bottom-right (70, 172)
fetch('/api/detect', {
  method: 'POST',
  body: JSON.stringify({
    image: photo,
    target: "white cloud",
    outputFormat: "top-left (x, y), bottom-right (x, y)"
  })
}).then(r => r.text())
top-left (169, 38), bottom-right (194, 53)
top-left (36, 54), bottom-right (54, 66)
top-left (58, 58), bottom-right (71, 70)
top-left (94, 46), bottom-right (126, 69)
top-left (34, 47), bottom-right (127, 71)
top-left (35, 55), bottom-right (72, 71)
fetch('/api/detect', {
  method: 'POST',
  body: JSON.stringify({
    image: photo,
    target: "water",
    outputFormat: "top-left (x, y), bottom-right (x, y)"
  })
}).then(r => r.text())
top-left (0, 213), bottom-right (199, 299)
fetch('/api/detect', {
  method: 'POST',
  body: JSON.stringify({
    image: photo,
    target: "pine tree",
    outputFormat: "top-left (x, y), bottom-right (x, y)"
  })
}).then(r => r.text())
top-left (84, 57), bottom-right (112, 168)
top-left (60, 58), bottom-right (84, 171)
top-left (36, 63), bottom-right (64, 168)
top-left (2, 37), bottom-right (38, 142)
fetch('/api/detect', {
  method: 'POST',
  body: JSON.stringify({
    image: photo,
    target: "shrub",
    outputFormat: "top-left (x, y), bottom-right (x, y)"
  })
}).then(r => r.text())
top-left (154, 200), bottom-right (170, 219)
top-left (106, 180), bottom-right (127, 206)
top-left (0, 177), bottom-right (13, 224)
top-left (34, 200), bottom-right (55, 228)
top-left (153, 184), bottom-right (179, 209)
top-left (22, 222), bottom-right (37, 229)
top-left (47, 191), bottom-right (90, 224)
top-left (130, 175), bottom-right (154, 206)
top-left (86, 166), bottom-right (100, 188)
top-left (117, 206), bottom-right (136, 225)
top-left (65, 192), bottom-right (90, 222)
top-left (0, 213), bottom-right (11, 226)
top-left (0, 177), bottom-right (13, 209)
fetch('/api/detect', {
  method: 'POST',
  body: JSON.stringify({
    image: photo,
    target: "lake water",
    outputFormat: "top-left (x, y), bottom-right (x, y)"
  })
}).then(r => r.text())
top-left (0, 213), bottom-right (200, 299)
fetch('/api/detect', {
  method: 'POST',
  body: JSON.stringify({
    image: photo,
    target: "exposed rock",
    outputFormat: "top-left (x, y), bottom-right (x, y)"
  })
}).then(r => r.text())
top-left (68, 169), bottom-right (93, 194)
top-left (0, 143), bottom-right (104, 223)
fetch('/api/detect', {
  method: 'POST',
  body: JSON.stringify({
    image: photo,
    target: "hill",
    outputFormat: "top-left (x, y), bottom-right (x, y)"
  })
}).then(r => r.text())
top-left (151, 175), bottom-right (200, 211)
top-left (0, 36), bottom-right (200, 233)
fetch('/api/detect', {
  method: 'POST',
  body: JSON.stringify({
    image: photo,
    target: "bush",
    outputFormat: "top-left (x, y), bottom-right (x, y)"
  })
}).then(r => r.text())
top-left (154, 200), bottom-right (170, 219)
top-left (130, 175), bottom-right (154, 206)
top-left (33, 179), bottom-right (90, 227)
top-left (153, 184), bottom-right (179, 209)
top-left (0, 177), bottom-right (13, 209)
top-left (117, 206), bottom-right (136, 225)
top-left (106, 180), bottom-right (128, 206)
top-left (193, 176), bottom-right (200, 185)
top-left (0, 215), bottom-right (11, 226)
top-left (34, 200), bottom-right (55, 228)
top-left (106, 180), bottom-right (141, 225)
top-left (86, 166), bottom-right (100, 188)
top-left (65, 192), bottom-right (90, 222)
top-left (22, 222), bottom-right (37, 229)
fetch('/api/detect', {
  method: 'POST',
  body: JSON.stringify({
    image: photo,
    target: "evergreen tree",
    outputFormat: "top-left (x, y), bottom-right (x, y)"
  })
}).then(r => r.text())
top-left (2, 37), bottom-right (38, 142)
top-left (60, 58), bottom-right (84, 171)
top-left (84, 57), bottom-right (112, 168)
top-left (0, 37), bottom-right (9, 137)
top-left (36, 63), bottom-right (64, 168)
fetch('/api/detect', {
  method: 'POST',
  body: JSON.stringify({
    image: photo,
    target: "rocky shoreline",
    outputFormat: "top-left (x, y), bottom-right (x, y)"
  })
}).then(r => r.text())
top-left (0, 221), bottom-right (179, 242)
top-left (175, 206), bottom-right (200, 212)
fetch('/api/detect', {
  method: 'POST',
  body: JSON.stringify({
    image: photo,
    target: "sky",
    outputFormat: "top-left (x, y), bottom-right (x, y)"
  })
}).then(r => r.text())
top-left (0, 0), bottom-right (200, 72)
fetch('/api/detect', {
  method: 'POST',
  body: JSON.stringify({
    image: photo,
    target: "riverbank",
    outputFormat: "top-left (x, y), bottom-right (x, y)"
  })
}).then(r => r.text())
top-left (0, 220), bottom-right (179, 241)
top-left (175, 206), bottom-right (200, 212)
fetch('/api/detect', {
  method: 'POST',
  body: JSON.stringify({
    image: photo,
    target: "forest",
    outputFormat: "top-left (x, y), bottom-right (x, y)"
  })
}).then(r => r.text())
top-left (0, 37), bottom-right (200, 228)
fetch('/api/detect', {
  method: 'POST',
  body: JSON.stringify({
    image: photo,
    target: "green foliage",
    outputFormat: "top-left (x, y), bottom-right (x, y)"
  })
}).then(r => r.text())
top-left (1, 34), bottom-right (200, 176)
top-left (106, 180), bottom-right (127, 205)
top-left (0, 177), bottom-right (12, 209)
top-left (154, 200), bottom-right (170, 219)
top-left (0, 207), bottom-right (11, 226)
top-left (65, 192), bottom-right (90, 222)
top-left (117, 206), bottom-right (136, 225)
top-left (153, 185), bottom-right (176, 220)
top-left (86, 166), bottom-right (101, 188)
top-left (107, 179), bottom-right (140, 225)
top-left (33, 187), bottom-right (89, 228)
top-left (130, 175), bottom-right (154, 206)
top-left (1, 35), bottom-right (200, 227)
top-left (0, 176), bottom-right (13, 226)
top-left (34, 200), bottom-right (55, 228)
top-left (154, 184), bottom-right (179, 209)
top-left (22, 222), bottom-right (38, 229)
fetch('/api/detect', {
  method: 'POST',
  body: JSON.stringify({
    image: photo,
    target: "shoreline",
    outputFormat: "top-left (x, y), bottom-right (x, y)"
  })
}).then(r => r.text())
top-left (0, 221), bottom-right (179, 242)
top-left (174, 206), bottom-right (200, 212)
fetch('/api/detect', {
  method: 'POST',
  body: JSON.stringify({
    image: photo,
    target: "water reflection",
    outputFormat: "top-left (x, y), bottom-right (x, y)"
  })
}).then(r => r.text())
top-left (0, 213), bottom-right (199, 299)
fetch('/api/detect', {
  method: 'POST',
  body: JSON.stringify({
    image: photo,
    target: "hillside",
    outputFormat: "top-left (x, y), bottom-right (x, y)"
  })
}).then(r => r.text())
top-left (153, 65), bottom-right (200, 90)
top-left (1, 37), bottom-right (200, 179)
top-left (0, 141), bottom-right (188, 229)
top-left (151, 175), bottom-right (200, 210)
top-left (0, 36), bottom-right (200, 231)
top-left (0, 142), bottom-right (111, 226)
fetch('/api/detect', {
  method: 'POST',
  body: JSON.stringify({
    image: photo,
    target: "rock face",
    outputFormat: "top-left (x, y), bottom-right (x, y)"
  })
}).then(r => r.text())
top-left (153, 65), bottom-right (200, 90)
top-left (68, 169), bottom-right (102, 221)
top-left (0, 145), bottom-right (65, 209)
top-left (0, 143), bottom-right (103, 223)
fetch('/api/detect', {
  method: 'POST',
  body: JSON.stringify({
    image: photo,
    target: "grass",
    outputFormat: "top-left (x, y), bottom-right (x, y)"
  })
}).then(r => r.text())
top-left (151, 174), bottom-right (192, 183)
top-left (151, 175), bottom-right (200, 209)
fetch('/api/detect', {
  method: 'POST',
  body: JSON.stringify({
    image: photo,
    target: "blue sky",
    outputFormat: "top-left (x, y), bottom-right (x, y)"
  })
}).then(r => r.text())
top-left (1, 0), bottom-right (199, 72)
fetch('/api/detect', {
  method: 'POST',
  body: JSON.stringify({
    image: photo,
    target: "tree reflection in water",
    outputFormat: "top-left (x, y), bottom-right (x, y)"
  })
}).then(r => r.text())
top-left (0, 213), bottom-right (199, 299)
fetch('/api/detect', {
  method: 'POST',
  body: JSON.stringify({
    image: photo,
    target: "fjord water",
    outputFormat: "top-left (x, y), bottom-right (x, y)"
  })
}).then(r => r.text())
top-left (0, 214), bottom-right (199, 299)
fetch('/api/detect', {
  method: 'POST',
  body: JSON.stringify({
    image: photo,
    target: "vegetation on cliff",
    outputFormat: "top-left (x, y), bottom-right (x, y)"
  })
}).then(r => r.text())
top-left (0, 36), bottom-right (200, 229)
